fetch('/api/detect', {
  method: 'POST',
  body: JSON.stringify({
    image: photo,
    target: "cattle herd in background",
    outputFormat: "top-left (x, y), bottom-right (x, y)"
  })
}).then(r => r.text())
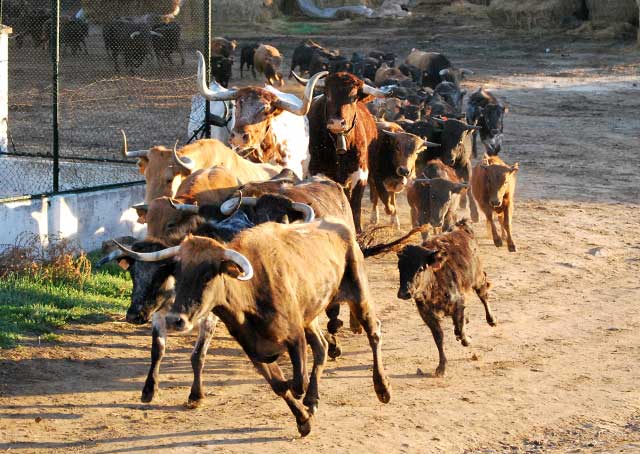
top-left (82, 33), bottom-right (520, 437)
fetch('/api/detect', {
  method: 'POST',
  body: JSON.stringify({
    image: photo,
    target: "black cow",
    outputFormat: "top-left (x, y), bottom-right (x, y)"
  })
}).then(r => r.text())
top-left (466, 87), bottom-right (508, 156)
top-left (151, 22), bottom-right (185, 66)
top-left (60, 18), bottom-right (89, 56)
top-left (289, 39), bottom-right (326, 77)
top-left (211, 56), bottom-right (233, 88)
top-left (433, 81), bottom-right (467, 116)
top-left (103, 19), bottom-right (155, 72)
top-left (240, 43), bottom-right (259, 78)
top-left (406, 50), bottom-right (473, 89)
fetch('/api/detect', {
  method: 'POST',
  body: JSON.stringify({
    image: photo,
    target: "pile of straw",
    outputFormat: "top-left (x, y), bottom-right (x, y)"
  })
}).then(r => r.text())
top-left (487, 0), bottom-right (582, 29)
top-left (586, 0), bottom-right (638, 25)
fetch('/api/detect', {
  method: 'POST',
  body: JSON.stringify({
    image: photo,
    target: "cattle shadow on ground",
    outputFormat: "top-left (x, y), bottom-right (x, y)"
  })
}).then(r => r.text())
top-left (0, 427), bottom-right (284, 452)
top-left (0, 412), bottom-right (82, 420)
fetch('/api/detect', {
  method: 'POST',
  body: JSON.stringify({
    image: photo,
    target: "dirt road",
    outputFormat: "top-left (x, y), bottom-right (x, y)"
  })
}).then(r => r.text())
top-left (1, 12), bottom-right (640, 454)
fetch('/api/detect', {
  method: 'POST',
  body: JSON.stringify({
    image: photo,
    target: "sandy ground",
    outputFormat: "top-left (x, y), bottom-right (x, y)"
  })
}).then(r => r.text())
top-left (1, 12), bottom-right (640, 454)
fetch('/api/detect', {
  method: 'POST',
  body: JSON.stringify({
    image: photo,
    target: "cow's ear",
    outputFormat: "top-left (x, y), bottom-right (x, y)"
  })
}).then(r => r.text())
top-left (117, 258), bottom-right (132, 271)
top-left (452, 183), bottom-right (468, 193)
top-left (220, 260), bottom-right (243, 279)
top-left (511, 163), bottom-right (519, 173)
top-left (430, 249), bottom-right (447, 271)
top-left (136, 157), bottom-right (148, 175)
top-left (357, 89), bottom-right (375, 104)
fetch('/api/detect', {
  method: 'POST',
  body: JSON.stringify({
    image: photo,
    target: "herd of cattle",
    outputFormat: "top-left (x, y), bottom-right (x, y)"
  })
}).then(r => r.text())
top-left (93, 38), bottom-right (520, 436)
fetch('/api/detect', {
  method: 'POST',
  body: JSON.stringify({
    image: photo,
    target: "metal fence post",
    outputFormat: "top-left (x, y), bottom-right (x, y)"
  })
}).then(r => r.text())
top-left (203, 0), bottom-right (212, 139)
top-left (50, 0), bottom-right (60, 193)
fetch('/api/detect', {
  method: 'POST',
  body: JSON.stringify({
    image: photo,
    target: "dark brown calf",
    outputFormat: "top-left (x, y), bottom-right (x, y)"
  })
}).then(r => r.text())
top-left (471, 154), bottom-right (519, 252)
top-left (396, 220), bottom-right (496, 377)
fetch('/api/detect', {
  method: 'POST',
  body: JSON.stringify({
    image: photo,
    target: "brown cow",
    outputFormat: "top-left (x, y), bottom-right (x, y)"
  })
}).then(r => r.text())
top-left (162, 219), bottom-right (392, 436)
top-left (196, 51), bottom-right (324, 179)
top-left (471, 154), bottom-right (519, 252)
top-left (374, 62), bottom-right (411, 86)
top-left (369, 121), bottom-right (438, 228)
top-left (396, 220), bottom-right (496, 377)
top-left (252, 44), bottom-right (284, 86)
top-left (407, 159), bottom-right (468, 239)
top-left (295, 71), bottom-right (392, 232)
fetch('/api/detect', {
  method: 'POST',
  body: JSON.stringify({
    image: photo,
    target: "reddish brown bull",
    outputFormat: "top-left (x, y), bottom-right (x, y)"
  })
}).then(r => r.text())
top-left (253, 44), bottom-right (284, 86)
top-left (295, 71), bottom-right (392, 232)
top-left (471, 154), bottom-right (519, 252)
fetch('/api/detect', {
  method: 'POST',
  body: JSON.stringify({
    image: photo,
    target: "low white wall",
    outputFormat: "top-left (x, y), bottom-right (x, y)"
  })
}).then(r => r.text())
top-left (0, 184), bottom-right (147, 252)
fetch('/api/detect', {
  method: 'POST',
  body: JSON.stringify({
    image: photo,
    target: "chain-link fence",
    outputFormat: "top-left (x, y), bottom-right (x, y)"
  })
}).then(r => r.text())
top-left (0, 0), bottom-right (212, 199)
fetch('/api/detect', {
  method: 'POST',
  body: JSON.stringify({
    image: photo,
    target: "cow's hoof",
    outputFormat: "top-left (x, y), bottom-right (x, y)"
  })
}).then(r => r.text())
top-left (508, 244), bottom-right (517, 252)
top-left (493, 238), bottom-right (503, 248)
top-left (304, 401), bottom-right (319, 416)
top-left (185, 397), bottom-right (204, 409)
top-left (461, 337), bottom-right (471, 347)
top-left (375, 382), bottom-right (391, 404)
top-left (487, 316), bottom-right (497, 327)
top-left (327, 318), bottom-right (343, 334)
top-left (327, 343), bottom-right (342, 359)
top-left (434, 366), bottom-right (446, 378)
top-left (140, 385), bottom-right (157, 403)
top-left (297, 418), bottom-right (312, 437)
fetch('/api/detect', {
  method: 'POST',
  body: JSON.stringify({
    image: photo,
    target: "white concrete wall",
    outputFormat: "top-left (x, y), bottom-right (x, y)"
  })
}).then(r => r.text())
top-left (0, 26), bottom-right (10, 154)
top-left (0, 184), bottom-right (147, 252)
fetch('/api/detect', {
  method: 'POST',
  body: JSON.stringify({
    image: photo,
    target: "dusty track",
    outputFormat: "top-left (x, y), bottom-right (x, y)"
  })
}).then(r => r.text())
top-left (1, 12), bottom-right (640, 454)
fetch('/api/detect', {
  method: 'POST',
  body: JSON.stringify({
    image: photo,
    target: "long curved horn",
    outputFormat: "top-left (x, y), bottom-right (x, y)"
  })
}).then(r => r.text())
top-left (196, 51), bottom-right (239, 101)
top-left (291, 202), bottom-right (315, 223)
top-left (439, 68), bottom-right (451, 77)
top-left (424, 141), bottom-right (440, 147)
top-left (222, 249), bottom-right (254, 281)
top-left (362, 83), bottom-right (393, 98)
top-left (96, 249), bottom-right (125, 268)
top-left (113, 240), bottom-right (180, 262)
top-left (274, 71), bottom-right (328, 116)
top-left (172, 141), bottom-right (195, 173)
top-left (413, 178), bottom-right (433, 183)
top-left (431, 117), bottom-right (446, 124)
top-left (220, 196), bottom-right (258, 216)
top-left (121, 130), bottom-right (148, 158)
top-left (168, 198), bottom-right (199, 214)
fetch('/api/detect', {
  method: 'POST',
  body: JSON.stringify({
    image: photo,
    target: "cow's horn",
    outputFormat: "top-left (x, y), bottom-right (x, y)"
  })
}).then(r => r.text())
top-left (196, 51), bottom-right (239, 101)
top-left (362, 83), bottom-right (393, 98)
top-left (222, 249), bottom-right (254, 281)
top-left (149, 31), bottom-right (164, 37)
top-left (431, 117), bottom-right (446, 124)
top-left (274, 71), bottom-right (328, 116)
top-left (96, 249), bottom-right (125, 268)
top-left (168, 198), bottom-right (199, 214)
top-left (113, 240), bottom-right (180, 262)
top-left (220, 196), bottom-right (258, 216)
top-left (130, 31), bottom-right (141, 39)
top-left (439, 68), bottom-right (451, 77)
top-left (291, 202), bottom-right (315, 223)
top-left (132, 203), bottom-right (148, 212)
top-left (413, 178), bottom-right (433, 183)
top-left (172, 141), bottom-right (195, 173)
top-left (121, 130), bottom-right (148, 158)
top-left (424, 141), bottom-right (440, 147)
top-left (460, 68), bottom-right (474, 77)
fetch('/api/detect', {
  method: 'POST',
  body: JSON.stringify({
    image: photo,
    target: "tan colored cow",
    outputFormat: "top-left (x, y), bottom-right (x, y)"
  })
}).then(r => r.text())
top-left (252, 44), bottom-right (284, 86)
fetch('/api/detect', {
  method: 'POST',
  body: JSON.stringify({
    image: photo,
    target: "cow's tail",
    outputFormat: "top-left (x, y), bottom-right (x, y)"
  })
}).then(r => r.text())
top-left (359, 225), bottom-right (427, 258)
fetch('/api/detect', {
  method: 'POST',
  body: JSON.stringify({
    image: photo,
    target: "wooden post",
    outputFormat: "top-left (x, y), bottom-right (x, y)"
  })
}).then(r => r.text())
top-left (0, 25), bottom-right (11, 154)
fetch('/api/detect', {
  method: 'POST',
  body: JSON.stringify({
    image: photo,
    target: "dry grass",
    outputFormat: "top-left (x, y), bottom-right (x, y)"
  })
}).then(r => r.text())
top-left (487, 0), bottom-right (582, 29)
top-left (0, 232), bottom-right (92, 287)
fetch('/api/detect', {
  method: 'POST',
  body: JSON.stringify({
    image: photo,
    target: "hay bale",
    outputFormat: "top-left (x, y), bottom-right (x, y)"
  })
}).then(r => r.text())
top-left (488, 0), bottom-right (583, 29)
top-left (586, 0), bottom-right (638, 25)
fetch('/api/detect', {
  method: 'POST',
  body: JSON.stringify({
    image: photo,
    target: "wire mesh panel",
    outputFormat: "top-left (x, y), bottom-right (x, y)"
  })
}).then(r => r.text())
top-left (0, 0), bottom-right (208, 197)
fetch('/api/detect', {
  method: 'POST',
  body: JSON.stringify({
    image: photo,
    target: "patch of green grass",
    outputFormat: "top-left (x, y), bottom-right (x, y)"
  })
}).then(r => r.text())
top-left (275, 20), bottom-right (325, 35)
top-left (0, 253), bottom-right (131, 349)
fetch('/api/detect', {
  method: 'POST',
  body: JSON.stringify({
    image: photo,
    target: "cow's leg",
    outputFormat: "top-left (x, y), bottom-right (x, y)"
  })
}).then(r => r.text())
top-left (141, 313), bottom-right (167, 403)
top-left (419, 308), bottom-right (447, 377)
top-left (474, 275), bottom-right (496, 326)
top-left (252, 66), bottom-right (257, 80)
top-left (464, 163), bottom-right (480, 222)
top-left (350, 179), bottom-right (366, 233)
top-left (386, 193), bottom-right (400, 229)
top-left (472, 131), bottom-right (478, 158)
top-left (369, 182), bottom-right (379, 225)
top-left (324, 302), bottom-right (343, 359)
top-left (251, 360), bottom-right (313, 436)
top-left (453, 300), bottom-right (471, 347)
top-left (343, 251), bottom-right (391, 403)
top-left (187, 313), bottom-right (219, 408)
top-left (504, 201), bottom-right (517, 252)
top-left (287, 332), bottom-right (310, 399)
top-left (303, 318), bottom-right (328, 415)
top-left (484, 207), bottom-right (503, 248)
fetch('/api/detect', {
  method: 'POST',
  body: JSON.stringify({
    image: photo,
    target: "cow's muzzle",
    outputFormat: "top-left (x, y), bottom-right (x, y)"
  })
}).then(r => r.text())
top-left (165, 313), bottom-right (192, 333)
top-left (490, 200), bottom-right (502, 208)
top-left (126, 306), bottom-right (150, 325)
top-left (397, 288), bottom-right (411, 300)
top-left (396, 167), bottom-right (410, 177)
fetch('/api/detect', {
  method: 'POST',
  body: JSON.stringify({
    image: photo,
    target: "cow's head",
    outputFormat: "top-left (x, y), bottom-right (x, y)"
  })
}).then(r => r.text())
top-left (321, 72), bottom-right (391, 136)
top-left (434, 81), bottom-right (467, 114)
top-left (196, 51), bottom-right (325, 158)
top-left (381, 129), bottom-right (438, 179)
top-left (479, 103), bottom-right (507, 155)
top-left (121, 131), bottom-right (190, 203)
top-left (439, 67), bottom-right (474, 86)
top-left (431, 117), bottom-right (478, 166)
top-left (411, 178), bottom-right (467, 229)
top-left (219, 193), bottom-right (315, 225)
top-left (97, 240), bottom-right (178, 325)
top-left (396, 245), bottom-right (445, 300)
top-left (481, 156), bottom-right (519, 208)
top-left (165, 237), bottom-right (254, 332)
